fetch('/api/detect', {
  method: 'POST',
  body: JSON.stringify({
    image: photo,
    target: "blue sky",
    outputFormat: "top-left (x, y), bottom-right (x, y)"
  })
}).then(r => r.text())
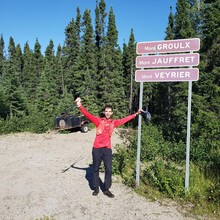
top-left (0, 0), bottom-right (177, 53)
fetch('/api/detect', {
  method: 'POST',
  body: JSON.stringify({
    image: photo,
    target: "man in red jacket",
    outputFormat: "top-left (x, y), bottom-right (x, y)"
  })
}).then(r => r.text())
top-left (75, 97), bottom-right (142, 198)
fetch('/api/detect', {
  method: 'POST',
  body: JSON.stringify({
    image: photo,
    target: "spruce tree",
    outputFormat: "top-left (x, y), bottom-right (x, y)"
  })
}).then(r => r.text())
top-left (101, 7), bottom-right (126, 116)
top-left (36, 40), bottom-right (57, 114)
top-left (32, 38), bottom-right (44, 98)
top-left (165, 6), bottom-right (175, 40)
top-left (0, 34), bottom-right (5, 78)
top-left (3, 37), bottom-right (26, 118)
top-left (154, 6), bottom-right (175, 133)
top-left (190, 0), bottom-right (220, 168)
top-left (75, 9), bottom-right (98, 111)
top-left (175, 0), bottom-right (196, 39)
top-left (22, 42), bottom-right (35, 100)
top-left (160, 0), bottom-right (199, 142)
top-left (63, 16), bottom-right (80, 93)
top-left (95, 0), bottom-right (108, 107)
top-left (0, 34), bottom-right (8, 118)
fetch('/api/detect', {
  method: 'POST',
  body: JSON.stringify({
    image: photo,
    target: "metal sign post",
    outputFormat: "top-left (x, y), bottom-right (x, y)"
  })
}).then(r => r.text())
top-left (185, 80), bottom-right (192, 190)
top-left (136, 82), bottom-right (143, 187)
top-left (185, 59), bottom-right (194, 191)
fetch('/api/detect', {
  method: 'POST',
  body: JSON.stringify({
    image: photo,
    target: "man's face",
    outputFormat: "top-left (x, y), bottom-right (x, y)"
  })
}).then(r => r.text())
top-left (104, 107), bottom-right (113, 119)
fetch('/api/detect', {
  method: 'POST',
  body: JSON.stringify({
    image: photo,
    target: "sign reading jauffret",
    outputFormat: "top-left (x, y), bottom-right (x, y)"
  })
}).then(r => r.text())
top-left (136, 53), bottom-right (200, 68)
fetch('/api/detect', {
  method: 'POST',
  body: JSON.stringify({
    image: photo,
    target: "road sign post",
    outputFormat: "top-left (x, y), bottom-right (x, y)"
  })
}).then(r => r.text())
top-left (135, 38), bottom-right (200, 190)
top-left (136, 81), bottom-right (143, 187)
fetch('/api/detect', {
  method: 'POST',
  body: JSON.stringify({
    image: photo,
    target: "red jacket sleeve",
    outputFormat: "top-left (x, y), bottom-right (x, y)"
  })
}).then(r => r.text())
top-left (79, 105), bottom-right (101, 127)
top-left (113, 114), bottom-right (136, 127)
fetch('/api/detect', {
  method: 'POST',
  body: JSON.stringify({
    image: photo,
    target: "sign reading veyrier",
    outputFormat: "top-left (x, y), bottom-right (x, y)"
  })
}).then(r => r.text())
top-left (136, 38), bottom-right (200, 54)
top-left (135, 68), bottom-right (199, 82)
top-left (136, 53), bottom-right (200, 68)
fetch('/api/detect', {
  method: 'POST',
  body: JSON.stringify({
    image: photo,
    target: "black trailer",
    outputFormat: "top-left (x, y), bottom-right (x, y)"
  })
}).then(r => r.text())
top-left (55, 113), bottom-right (90, 133)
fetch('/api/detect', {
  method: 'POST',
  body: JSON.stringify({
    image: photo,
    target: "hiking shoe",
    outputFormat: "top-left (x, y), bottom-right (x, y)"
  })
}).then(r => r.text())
top-left (103, 190), bottom-right (114, 198)
top-left (92, 188), bottom-right (99, 196)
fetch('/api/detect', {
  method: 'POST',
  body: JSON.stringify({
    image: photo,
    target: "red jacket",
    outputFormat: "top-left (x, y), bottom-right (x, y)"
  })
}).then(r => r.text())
top-left (79, 105), bottom-right (136, 148)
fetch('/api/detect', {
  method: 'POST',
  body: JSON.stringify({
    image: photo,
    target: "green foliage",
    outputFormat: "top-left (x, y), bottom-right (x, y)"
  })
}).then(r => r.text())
top-left (184, 164), bottom-right (220, 216)
top-left (113, 126), bottom-right (220, 217)
top-left (112, 145), bottom-right (136, 187)
top-left (0, 112), bottom-right (54, 134)
top-left (142, 159), bottom-right (185, 198)
top-left (128, 123), bottom-right (187, 162)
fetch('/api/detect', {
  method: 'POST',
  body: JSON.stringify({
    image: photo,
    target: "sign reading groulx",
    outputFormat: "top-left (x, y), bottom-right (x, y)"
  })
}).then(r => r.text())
top-left (136, 38), bottom-right (200, 54)
top-left (135, 38), bottom-right (200, 82)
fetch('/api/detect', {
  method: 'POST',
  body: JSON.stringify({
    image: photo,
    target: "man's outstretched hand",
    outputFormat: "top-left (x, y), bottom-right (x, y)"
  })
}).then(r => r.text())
top-left (75, 97), bottom-right (82, 108)
top-left (135, 109), bottom-right (143, 116)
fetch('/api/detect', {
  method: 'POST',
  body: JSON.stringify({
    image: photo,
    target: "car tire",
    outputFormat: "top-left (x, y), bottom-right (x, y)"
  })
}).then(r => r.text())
top-left (81, 124), bottom-right (89, 133)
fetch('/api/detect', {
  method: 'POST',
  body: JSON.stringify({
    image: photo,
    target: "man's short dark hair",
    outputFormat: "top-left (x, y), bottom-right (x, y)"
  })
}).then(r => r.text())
top-left (103, 105), bottom-right (113, 112)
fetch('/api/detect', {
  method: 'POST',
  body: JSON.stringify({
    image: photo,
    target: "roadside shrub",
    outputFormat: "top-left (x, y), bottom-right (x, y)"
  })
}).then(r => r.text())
top-left (142, 159), bottom-right (185, 198)
top-left (0, 113), bottom-right (54, 134)
top-left (128, 123), bottom-right (169, 160)
top-left (112, 146), bottom-right (136, 187)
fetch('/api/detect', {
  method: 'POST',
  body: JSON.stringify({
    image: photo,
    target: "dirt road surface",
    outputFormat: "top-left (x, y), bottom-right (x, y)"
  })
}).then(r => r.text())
top-left (0, 129), bottom-right (202, 220)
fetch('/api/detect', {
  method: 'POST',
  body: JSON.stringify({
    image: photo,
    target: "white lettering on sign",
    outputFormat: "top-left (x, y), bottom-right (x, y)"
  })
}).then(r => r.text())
top-left (142, 75), bottom-right (152, 79)
top-left (151, 56), bottom-right (196, 65)
top-left (144, 46), bottom-right (157, 51)
top-left (139, 60), bottom-right (150, 65)
top-left (157, 42), bottom-right (190, 51)
top-left (154, 71), bottom-right (190, 79)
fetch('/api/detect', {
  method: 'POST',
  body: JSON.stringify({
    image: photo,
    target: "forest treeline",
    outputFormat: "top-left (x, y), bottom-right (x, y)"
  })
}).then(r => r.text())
top-left (0, 0), bottom-right (219, 217)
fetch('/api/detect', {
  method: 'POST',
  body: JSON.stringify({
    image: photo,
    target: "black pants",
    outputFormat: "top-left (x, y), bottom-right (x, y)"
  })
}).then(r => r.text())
top-left (92, 147), bottom-right (112, 191)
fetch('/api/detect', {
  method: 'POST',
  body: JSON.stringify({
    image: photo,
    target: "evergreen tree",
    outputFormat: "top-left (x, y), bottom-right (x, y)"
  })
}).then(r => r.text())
top-left (154, 6), bottom-right (175, 130)
top-left (32, 38), bottom-right (44, 98)
top-left (36, 40), bottom-right (58, 114)
top-left (21, 42), bottom-right (35, 100)
top-left (75, 7), bottom-right (81, 44)
top-left (3, 37), bottom-right (26, 118)
top-left (95, 0), bottom-right (108, 107)
top-left (0, 34), bottom-right (5, 78)
top-left (174, 0), bottom-right (196, 39)
top-left (165, 6), bottom-right (175, 40)
top-left (122, 29), bottom-right (138, 113)
top-left (95, 0), bottom-right (107, 49)
top-left (55, 44), bottom-right (65, 97)
top-left (75, 9), bottom-right (98, 111)
top-left (54, 44), bottom-right (74, 114)
top-left (189, 0), bottom-right (205, 38)
top-left (0, 34), bottom-right (8, 118)
top-left (190, 0), bottom-right (220, 168)
top-left (99, 7), bottom-right (126, 116)
top-left (63, 14), bottom-right (81, 93)
top-left (14, 44), bottom-right (23, 84)
top-left (159, 0), bottom-right (199, 142)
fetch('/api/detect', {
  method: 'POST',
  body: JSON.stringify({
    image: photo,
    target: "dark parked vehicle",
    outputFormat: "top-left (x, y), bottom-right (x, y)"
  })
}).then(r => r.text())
top-left (55, 112), bottom-right (90, 133)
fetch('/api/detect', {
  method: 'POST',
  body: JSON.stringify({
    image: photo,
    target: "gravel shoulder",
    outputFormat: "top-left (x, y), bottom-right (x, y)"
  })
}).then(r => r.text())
top-left (0, 129), bottom-right (200, 220)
